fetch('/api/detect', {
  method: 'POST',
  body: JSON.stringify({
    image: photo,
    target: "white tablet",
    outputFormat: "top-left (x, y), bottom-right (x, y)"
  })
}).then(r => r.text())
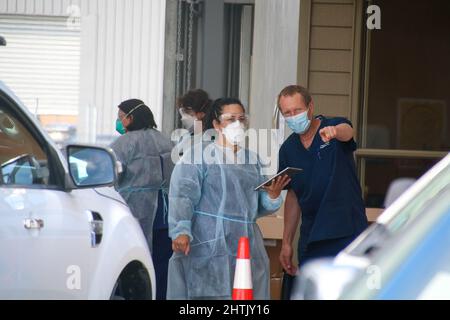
top-left (254, 167), bottom-right (303, 191)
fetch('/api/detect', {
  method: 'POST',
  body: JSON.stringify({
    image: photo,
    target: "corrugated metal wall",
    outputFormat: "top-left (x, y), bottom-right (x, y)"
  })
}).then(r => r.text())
top-left (0, 0), bottom-right (166, 143)
top-left (0, 0), bottom-right (96, 16)
top-left (0, 15), bottom-right (81, 115)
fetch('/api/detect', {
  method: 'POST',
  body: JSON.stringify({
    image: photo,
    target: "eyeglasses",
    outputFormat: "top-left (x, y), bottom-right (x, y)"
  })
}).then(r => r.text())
top-left (219, 113), bottom-right (249, 124)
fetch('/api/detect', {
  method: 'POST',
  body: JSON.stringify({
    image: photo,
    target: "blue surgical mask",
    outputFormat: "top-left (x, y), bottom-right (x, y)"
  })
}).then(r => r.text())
top-left (285, 110), bottom-right (311, 134)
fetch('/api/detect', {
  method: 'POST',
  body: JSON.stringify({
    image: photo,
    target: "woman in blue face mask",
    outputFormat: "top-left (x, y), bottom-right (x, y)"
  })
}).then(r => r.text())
top-left (111, 99), bottom-right (175, 300)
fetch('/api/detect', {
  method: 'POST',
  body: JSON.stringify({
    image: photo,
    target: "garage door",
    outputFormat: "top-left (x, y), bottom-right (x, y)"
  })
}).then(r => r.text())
top-left (0, 15), bottom-right (80, 116)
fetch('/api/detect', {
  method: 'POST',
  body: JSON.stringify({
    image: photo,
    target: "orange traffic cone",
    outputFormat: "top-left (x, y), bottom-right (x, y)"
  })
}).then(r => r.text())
top-left (232, 237), bottom-right (253, 300)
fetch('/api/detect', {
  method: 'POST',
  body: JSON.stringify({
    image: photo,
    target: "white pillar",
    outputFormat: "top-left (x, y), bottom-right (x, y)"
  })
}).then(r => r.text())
top-left (249, 0), bottom-right (300, 131)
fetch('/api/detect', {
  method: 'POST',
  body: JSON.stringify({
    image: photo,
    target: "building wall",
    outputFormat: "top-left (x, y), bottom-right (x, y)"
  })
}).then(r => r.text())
top-left (248, 0), bottom-right (301, 266)
top-left (298, 0), bottom-right (360, 122)
top-left (0, 0), bottom-right (166, 143)
top-left (0, 0), bottom-right (94, 16)
top-left (249, 0), bottom-right (300, 131)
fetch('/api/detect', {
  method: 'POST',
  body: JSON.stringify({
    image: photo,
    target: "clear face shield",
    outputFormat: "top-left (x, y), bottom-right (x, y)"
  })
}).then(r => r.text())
top-left (218, 113), bottom-right (249, 127)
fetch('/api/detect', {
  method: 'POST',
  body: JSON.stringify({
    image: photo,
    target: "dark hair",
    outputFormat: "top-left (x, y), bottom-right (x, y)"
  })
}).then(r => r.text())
top-left (177, 89), bottom-right (212, 113)
top-left (277, 85), bottom-right (312, 108)
top-left (204, 98), bottom-right (245, 130)
top-left (118, 99), bottom-right (157, 131)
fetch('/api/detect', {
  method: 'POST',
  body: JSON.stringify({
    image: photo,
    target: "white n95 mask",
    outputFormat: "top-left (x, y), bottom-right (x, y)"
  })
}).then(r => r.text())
top-left (223, 121), bottom-right (246, 145)
top-left (181, 114), bottom-right (196, 131)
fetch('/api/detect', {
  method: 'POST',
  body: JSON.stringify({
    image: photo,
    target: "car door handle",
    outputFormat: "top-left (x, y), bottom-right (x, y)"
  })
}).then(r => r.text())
top-left (24, 218), bottom-right (44, 230)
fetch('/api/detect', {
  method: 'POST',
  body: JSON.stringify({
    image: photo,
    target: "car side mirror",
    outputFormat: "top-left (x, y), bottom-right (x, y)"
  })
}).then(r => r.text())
top-left (0, 36), bottom-right (6, 46)
top-left (66, 145), bottom-right (117, 188)
top-left (290, 258), bottom-right (359, 300)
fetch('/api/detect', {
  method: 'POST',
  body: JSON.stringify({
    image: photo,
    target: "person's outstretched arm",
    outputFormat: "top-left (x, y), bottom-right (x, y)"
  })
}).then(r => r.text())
top-left (319, 123), bottom-right (354, 143)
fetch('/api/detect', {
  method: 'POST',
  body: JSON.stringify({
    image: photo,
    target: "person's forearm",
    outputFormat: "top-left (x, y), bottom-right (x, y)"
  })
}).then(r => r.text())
top-left (282, 190), bottom-right (301, 246)
top-left (335, 124), bottom-right (354, 142)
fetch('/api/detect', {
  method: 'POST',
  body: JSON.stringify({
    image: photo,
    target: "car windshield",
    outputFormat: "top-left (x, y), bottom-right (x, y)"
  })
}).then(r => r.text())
top-left (343, 158), bottom-right (450, 258)
top-left (342, 185), bottom-right (450, 300)
top-left (383, 164), bottom-right (450, 234)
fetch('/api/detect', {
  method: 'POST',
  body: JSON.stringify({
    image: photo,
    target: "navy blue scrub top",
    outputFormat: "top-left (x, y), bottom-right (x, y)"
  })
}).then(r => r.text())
top-left (278, 115), bottom-right (368, 257)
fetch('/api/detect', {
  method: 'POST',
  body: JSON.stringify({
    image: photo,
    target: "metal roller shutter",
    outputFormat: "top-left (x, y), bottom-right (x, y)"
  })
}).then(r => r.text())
top-left (0, 15), bottom-right (80, 116)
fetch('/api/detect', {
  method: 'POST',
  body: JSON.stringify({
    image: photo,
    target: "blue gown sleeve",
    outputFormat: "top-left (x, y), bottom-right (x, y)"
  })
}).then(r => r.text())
top-left (168, 160), bottom-right (203, 241)
top-left (258, 191), bottom-right (283, 217)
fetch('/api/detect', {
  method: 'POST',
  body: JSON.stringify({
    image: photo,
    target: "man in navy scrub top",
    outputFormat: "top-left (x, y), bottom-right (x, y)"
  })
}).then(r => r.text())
top-left (277, 85), bottom-right (368, 276)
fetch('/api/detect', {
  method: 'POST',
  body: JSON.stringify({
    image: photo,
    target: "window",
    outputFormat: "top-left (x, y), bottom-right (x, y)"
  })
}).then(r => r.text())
top-left (174, 1), bottom-right (254, 105)
top-left (342, 185), bottom-right (450, 300)
top-left (224, 3), bottom-right (254, 108)
top-left (0, 96), bottom-right (51, 187)
top-left (357, 0), bottom-right (449, 208)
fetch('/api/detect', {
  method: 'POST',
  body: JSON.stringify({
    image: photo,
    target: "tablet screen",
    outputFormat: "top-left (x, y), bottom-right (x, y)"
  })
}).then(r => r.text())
top-left (254, 167), bottom-right (302, 191)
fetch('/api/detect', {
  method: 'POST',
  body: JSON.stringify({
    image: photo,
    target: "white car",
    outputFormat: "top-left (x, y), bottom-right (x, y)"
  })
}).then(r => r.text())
top-left (0, 81), bottom-right (156, 299)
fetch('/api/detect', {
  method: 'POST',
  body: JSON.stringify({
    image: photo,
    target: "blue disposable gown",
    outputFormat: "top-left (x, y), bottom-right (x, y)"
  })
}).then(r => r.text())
top-left (167, 142), bottom-right (282, 300)
top-left (110, 129), bottom-right (175, 252)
